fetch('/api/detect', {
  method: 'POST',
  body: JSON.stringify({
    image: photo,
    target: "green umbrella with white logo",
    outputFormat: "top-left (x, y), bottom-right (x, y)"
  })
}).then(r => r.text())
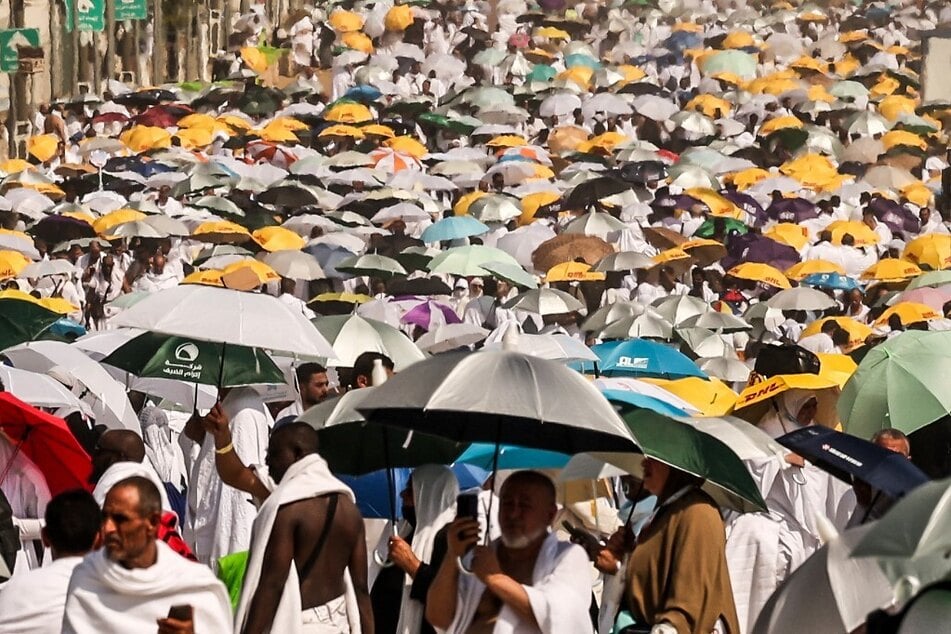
top-left (101, 331), bottom-right (285, 388)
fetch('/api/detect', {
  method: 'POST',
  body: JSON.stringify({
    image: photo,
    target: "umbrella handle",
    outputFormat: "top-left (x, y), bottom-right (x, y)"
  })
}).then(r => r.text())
top-left (456, 555), bottom-right (475, 576)
top-left (373, 521), bottom-right (399, 568)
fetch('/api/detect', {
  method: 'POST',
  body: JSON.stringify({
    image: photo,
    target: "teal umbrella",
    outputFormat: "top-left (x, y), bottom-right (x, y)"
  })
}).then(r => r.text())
top-left (700, 50), bottom-right (757, 79)
top-left (527, 64), bottom-right (556, 83)
top-left (101, 331), bottom-right (285, 387)
top-left (456, 443), bottom-right (569, 470)
top-left (565, 53), bottom-right (601, 70)
top-left (0, 300), bottom-right (61, 351)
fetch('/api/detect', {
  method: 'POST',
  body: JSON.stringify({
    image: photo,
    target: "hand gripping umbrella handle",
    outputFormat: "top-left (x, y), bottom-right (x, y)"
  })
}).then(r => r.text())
top-left (456, 555), bottom-right (475, 576)
top-left (373, 522), bottom-right (399, 568)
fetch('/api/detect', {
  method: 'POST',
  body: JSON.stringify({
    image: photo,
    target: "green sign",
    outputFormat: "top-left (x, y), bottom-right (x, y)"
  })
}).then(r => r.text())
top-left (0, 28), bottom-right (40, 73)
top-left (64, 0), bottom-right (105, 32)
top-left (115, 0), bottom-right (147, 21)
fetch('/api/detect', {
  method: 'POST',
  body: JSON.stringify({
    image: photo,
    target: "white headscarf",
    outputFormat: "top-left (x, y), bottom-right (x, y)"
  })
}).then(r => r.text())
top-left (757, 389), bottom-right (817, 439)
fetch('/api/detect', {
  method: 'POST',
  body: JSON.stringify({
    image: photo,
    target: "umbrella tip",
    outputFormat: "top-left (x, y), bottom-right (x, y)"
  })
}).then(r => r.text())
top-left (502, 323), bottom-right (520, 351)
top-left (371, 359), bottom-right (388, 386)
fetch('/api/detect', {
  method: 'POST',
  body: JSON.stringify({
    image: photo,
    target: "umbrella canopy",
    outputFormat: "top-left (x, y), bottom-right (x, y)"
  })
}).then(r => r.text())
top-left (312, 314), bottom-right (425, 371)
top-left (357, 350), bottom-right (636, 454)
top-left (416, 323), bottom-right (489, 354)
top-left (0, 298), bottom-right (62, 350)
top-left (427, 245), bottom-right (521, 277)
top-left (587, 339), bottom-right (707, 379)
top-left (421, 216), bottom-right (490, 243)
top-left (727, 262), bottom-right (792, 289)
top-left (337, 254), bottom-right (407, 279)
top-left (0, 392), bottom-right (91, 495)
top-left (502, 287), bottom-right (584, 315)
top-left (112, 285), bottom-right (335, 358)
top-left (765, 287), bottom-right (838, 311)
top-left (260, 251), bottom-right (326, 280)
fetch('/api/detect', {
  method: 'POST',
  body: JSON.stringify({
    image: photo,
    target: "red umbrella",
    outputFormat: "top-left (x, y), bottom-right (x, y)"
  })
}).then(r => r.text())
top-left (92, 112), bottom-right (129, 126)
top-left (136, 104), bottom-right (193, 128)
top-left (0, 392), bottom-right (91, 496)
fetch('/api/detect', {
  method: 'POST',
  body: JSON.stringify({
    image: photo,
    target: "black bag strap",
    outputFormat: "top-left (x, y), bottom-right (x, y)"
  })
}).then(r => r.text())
top-left (299, 493), bottom-right (339, 580)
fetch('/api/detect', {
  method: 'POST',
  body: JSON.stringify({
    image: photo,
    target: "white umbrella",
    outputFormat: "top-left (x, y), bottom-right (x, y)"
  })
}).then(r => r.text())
top-left (680, 311), bottom-right (752, 332)
top-left (2, 341), bottom-right (139, 432)
top-left (766, 287), bottom-right (837, 311)
top-left (583, 301), bottom-right (639, 332)
top-left (0, 365), bottom-right (92, 417)
top-left (599, 311), bottom-right (674, 340)
top-left (260, 251), bottom-right (326, 280)
top-left (564, 211), bottom-right (629, 239)
top-left (677, 327), bottom-right (734, 358)
top-left (416, 322), bottom-right (489, 353)
top-left (496, 224), bottom-right (558, 270)
top-left (632, 95), bottom-right (679, 121)
top-left (18, 259), bottom-right (76, 279)
top-left (483, 326), bottom-right (598, 364)
top-left (592, 377), bottom-right (701, 414)
top-left (502, 287), bottom-right (584, 315)
top-left (698, 357), bottom-right (751, 383)
top-left (582, 93), bottom-right (632, 118)
top-left (653, 295), bottom-right (711, 326)
top-left (539, 92), bottom-right (583, 118)
top-left (111, 285), bottom-right (336, 358)
top-left (593, 251), bottom-right (655, 272)
top-left (312, 314), bottom-right (425, 371)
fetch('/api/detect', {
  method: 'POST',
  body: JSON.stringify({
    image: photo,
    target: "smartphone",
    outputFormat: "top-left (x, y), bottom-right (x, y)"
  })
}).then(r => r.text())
top-left (456, 492), bottom-right (480, 519)
top-left (167, 604), bottom-right (193, 621)
top-left (562, 521), bottom-right (605, 553)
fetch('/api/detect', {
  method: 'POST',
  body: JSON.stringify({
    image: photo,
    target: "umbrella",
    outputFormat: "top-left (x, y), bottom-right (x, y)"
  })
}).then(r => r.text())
top-left (564, 176), bottom-right (631, 209)
top-left (0, 365), bottom-right (90, 416)
top-left (679, 311), bottom-right (752, 333)
top-left (421, 216), bottom-right (489, 244)
top-left (727, 262), bottom-right (792, 289)
top-left (0, 392), bottom-right (91, 496)
top-left (112, 285), bottom-right (335, 358)
top-left (312, 314), bottom-right (425, 371)
top-left (592, 251), bottom-right (654, 273)
top-left (645, 377), bottom-right (738, 417)
top-left (101, 331), bottom-right (286, 388)
top-left (801, 273), bottom-right (862, 292)
top-left (531, 234), bottom-right (614, 272)
top-left (427, 245), bottom-right (521, 277)
top-left (336, 254), bottom-right (407, 279)
top-left (478, 261), bottom-right (539, 290)
top-left (483, 329), bottom-right (598, 365)
top-left (468, 195), bottom-right (522, 223)
top-left (502, 288), bottom-right (584, 315)
top-left (765, 287), bottom-right (838, 311)
top-left (400, 299), bottom-right (462, 332)
top-left (839, 331), bottom-right (951, 438)
top-left (698, 357), bottom-right (752, 383)
top-left (0, 298), bottom-right (61, 350)
top-left (416, 323), bottom-right (489, 353)
top-left (599, 310), bottom-right (674, 340)
top-left (260, 251), bottom-right (326, 280)
top-left (873, 302), bottom-right (941, 328)
top-left (456, 443), bottom-right (569, 471)
top-left (564, 212), bottom-right (629, 239)
top-left (907, 271), bottom-right (951, 290)
top-left (778, 426), bottom-right (928, 499)
top-left (585, 339), bottom-right (706, 380)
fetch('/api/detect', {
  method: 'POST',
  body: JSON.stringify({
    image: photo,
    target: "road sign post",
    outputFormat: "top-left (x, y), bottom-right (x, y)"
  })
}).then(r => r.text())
top-left (0, 28), bottom-right (40, 74)
top-left (115, 0), bottom-right (147, 21)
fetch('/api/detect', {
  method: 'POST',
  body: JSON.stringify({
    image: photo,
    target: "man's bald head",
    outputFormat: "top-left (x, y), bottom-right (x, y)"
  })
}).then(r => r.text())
top-left (266, 422), bottom-right (320, 483)
top-left (90, 430), bottom-right (145, 484)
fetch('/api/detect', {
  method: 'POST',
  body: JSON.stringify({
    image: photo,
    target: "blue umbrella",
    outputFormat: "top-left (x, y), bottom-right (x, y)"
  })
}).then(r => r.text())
top-left (601, 389), bottom-right (689, 417)
top-left (420, 216), bottom-right (490, 244)
top-left (49, 318), bottom-right (86, 339)
top-left (583, 339), bottom-right (707, 379)
top-left (303, 243), bottom-right (357, 278)
top-left (455, 443), bottom-right (570, 471)
top-left (339, 468), bottom-right (411, 519)
top-left (802, 272), bottom-right (862, 291)
top-left (565, 53), bottom-right (601, 70)
top-left (345, 84), bottom-right (382, 103)
top-left (777, 426), bottom-right (929, 499)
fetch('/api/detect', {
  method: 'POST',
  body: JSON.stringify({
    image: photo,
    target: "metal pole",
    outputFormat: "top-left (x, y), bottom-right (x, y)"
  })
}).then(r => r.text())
top-left (153, 0), bottom-right (165, 84)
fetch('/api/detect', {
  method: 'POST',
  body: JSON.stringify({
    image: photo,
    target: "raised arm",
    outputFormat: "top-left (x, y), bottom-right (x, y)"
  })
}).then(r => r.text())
top-left (426, 518), bottom-right (480, 630)
top-left (203, 404), bottom-right (271, 501)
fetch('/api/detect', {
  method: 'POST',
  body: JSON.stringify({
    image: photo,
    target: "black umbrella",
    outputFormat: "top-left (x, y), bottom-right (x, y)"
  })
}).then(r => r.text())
top-left (564, 176), bottom-right (632, 209)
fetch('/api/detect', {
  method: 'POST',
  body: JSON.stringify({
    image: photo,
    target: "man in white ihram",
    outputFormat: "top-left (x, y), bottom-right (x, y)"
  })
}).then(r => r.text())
top-left (427, 470), bottom-right (593, 634)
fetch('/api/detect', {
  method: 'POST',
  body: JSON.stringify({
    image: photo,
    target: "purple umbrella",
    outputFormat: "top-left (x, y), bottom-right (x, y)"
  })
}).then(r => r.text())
top-left (869, 197), bottom-right (918, 235)
top-left (722, 234), bottom-right (801, 272)
top-left (765, 198), bottom-right (818, 224)
top-left (721, 190), bottom-right (766, 225)
top-left (401, 300), bottom-right (462, 332)
top-left (538, 0), bottom-right (567, 9)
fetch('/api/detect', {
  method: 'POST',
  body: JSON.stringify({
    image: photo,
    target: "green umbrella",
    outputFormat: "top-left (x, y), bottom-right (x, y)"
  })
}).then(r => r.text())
top-left (906, 270), bottom-right (951, 290)
top-left (0, 300), bottom-right (61, 351)
top-left (417, 112), bottom-right (477, 135)
top-left (336, 254), bottom-right (407, 279)
top-left (695, 218), bottom-right (748, 238)
top-left (600, 407), bottom-right (767, 513)
top-left (102, 331), bottom-right (285, 387)
top-left (840, 331), bottom-right (951, 439)
top-left (699, 50), bottom-right (757, 79)
top-left (427, 245), bottom-right (521, 277)
top-left (478, 261), bottom-right (539, 289)
top-left (527, 64), bottom-right (556, 83)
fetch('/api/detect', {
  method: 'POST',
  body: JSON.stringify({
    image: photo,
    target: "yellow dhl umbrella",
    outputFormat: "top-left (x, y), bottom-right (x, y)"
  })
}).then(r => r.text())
top-left (902, 182), bottom-right (933, 208)
top-left (240, 47), bottom-right (268, 74)
top-left (878, 95), bottom-right (916, 121)
top-left (817, 353), bottom-right (858, 388)
top-left (870, 75), bottom-right (900, 98)
top-left (310, 292), bottom-right (373, 305)
top-left (93, 208), bottom-right (147, 235)
top-left (904, 234), bottom-right (951, 270)
top-left (0, 158), bottom-right (33, 174)
top-left (39, 296), bottom-right (80, 314)
top-left (217, 114), bottom-right (253, 131)
top-left (325, 102), bottom-right (373, 124)
top-left (617, 65), bottom-right (646, 82)
top-left (747, 76), bottom-right (802, 95)
top-left (860, 258), bottom-right (922, 283)
top-left (579, 131), bottom-right (628, 153)
top-left (680, 238), bottom-right (727, 266)
top-left (758, 115), bottom-right (804, 136)
top-left (727, 262), bottom-right (791, 289)
top-left (710, 71), bottom-right (745, 87)
top-left (0, 250), bottom-right (30, 278)
top-left (175, 127), bottom-right (216, 149)
top-left (728, 167), bottom-right (771, 190)
top-left (120, 126), bottom-right (172, 153)
top-left (384, 136), bottom-right (427, 159)
top-left (556, 66), bottom-right (593, 90)
top-left (826, 219), bottom-right (879, 246)
top-left (221, 259), bottom-right (281, 290)
top-left (0, 289), bottom-right (43, 304)
top-left (764, 223), bottom-right (810, 250)
top-left (362, 124), bottom-right (396, 139)
top-left (252, 226), bottom-right (306, 252)
top-left (328, 9), bottom-right (363, 33)
top-left (519, 191), bottom-right (561, 225)
top-left (685, 94), bottom-right (732, 117)
top-left (486, 135), bottom-right (528, 149)
top-left (882, 129), bottom-right (927, 151)
top-left (653, 247), bottom-right (692, 265)
top-left (644, 377), bottom-right (737, 417)
top-left (62, 210), bottom-right (95, 224)
top-left (785, 259), bottom-right (845, 281)
top-left (735, 373), bottom-right (842, 428)
top-left (780, 154), bottom-right (845, 191)
top-left (839, 30), bottom-right (868, 43)
top-left (454, 191), bottom-right (488, 216)
top-left (18, 182), bottom-right (66, 198)
top-left (545, 261), bottom-right (605, 282)
top-left (832, 55), bottom-right (860, 77)
top-left (535, 26), bottom-right (570, 40)
top-left (807, 84), bottom-right (836, 103)
top-left (874, 302), bottom-right (941, 327)
top-left (269, 117), bottom-right (309, 132)
top-left (799, 10), bottom-right (828, 22)
top-left (318, 124), bottom-right (365, 140)
top-left (27, 134), bottom-right (60, 162)
top-left (341, 31), bottom-right (374, 55)
top-left (192, 220), bottom-right (252, 244)
top-left (802, 317), bottom-right (873, 348)
top-left (256, 124), bottom-right (299, 144)
top-left (684, 188), bottom-right (742, 219)
top-left (178, 113), bottom-right (216, 129)
top-left (385, 5), bottom-right (414, 31)
top-left (790, 56), bottom-right (829, 74)
top-left (723, 31), bottom-right (756, 49)
top-left (182, 269), bottom-right (224, 287)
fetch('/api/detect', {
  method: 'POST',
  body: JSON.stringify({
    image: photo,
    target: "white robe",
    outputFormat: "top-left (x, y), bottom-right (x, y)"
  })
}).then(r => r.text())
top-left (0, 437), bottom-right (51, 574)
top-left (183, 388), bottom-right (270, 564)
top-left (446, 533), bottom-right (594, 634)
top-left (234, 453), bottom-right (361, 634)
top-left (62, 541), bottom-right (231, 634)
top-left (92, 460), bottom-right (171, 513)
top-left (0, 555), bottom-right (82, 633)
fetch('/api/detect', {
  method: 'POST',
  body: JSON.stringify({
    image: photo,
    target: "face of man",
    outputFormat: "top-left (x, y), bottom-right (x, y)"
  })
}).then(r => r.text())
top-left (642, 457), bottom-right (671, 498)
top-left (101, 485), bottom-right (159, 567)
top-left (920, 208), bottom-right (931, 225)
top-left (302, 372), bottom-right (330, 406)
top-left (498, 478), bottom-right (555, 550)
top-left (265, 434), bottom-right (297, 484)
top-left (876, 436), bottom-right (910, 457)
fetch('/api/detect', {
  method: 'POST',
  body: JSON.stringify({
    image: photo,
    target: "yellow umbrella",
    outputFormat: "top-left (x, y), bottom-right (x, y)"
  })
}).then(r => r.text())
top-left (325, 102), bottom-right (374, 124)
top-left (780, 154), bottom-right (846, 191)
top-left (728, 167), bottom-right (771, 190)
top-left (341, 32), bottom-right (374, 55)
top-left (685, 94), bottom-right (732, 117)
top-left (684, 188), bottom-right (743, 219)
top-left (318, 124), bottom-right (365, 140)
top-left (192, 220), bottom-right (252, 244)
top-left (644, 377), bottom-right (737, 417)
top-left (0, 289), bottom-right (42, 304)
top-left (519, 191), bottom-right (561, 226)
top-left (904, 234), bottom-right (951, 270)
top-left (217, 114), bottom-right (253, 131)
top-left (486, 135), bottom-right (527, 149)
top-left (252, 226), bottom-right (306, 252)
top-left (328, 9), bottom-right (363, 33)
top-left (0, 158), bottom-right (33, 174)
top-left (310, 292), bottom-right (373, 305)
top-left (182, 269), bottom-right (224, 287)
top-left (269, 117), bottom-right (309, 132)
top-left (62, 210), bottom-right (95, 225)
top-left (27, 134), bottom-right (60, 162)
top-left (807, 84), bottom-right (836, 103)
top-left (175, 127), bottom-right (215, 149)
top-left (680, 238), bottom-right (727, 266)
top-left (747, 76), bottom-right (802, 95)
top-left (799, 10), bottom-right (828, 22)
top-left (178, 113), bottom-right (216, 129)
top-left (384, 136), bottom-right (427, 159)
top-left (878, 95), bottom-right (916, 121)
top-left (38, 297), bottom-right (79, 314)
top-left (902, 181), bottom-right (933, 208)
top-left (839, 30), bottom-right (868, 43)
top-left (734, 373), bottom-right (841, 427)
top-left (362, 124), bottom-right (396, 138)
top-left (672, 22), bottom-right (704, 33)
top-left (874, 302), bottom-right (941, 327)
top-left (240, 47), bottom-right (268, 74)
top-left (579, 131), bottom-right (628, 153)
top-left (832, 55), bottom-right (860, 77)
top-left (385, 5), bottom-right (414, 31)
top-left (535, 26), bottom-right (570, 40)
top-left (785, 259), bottom-right (845, 281)
top-left (221, 259), bottom-right (281, 290)
top-left (790, 56), bottom-right (829, 74)
top-left (257, 124), bottom-right (299, 144)
top-left (882, 130), bottom-right (927, 151)
top-left (92, 209), bottom-right (147, 235)
top-left (727, 262), bottom-right (791, 289)
top-left (758, 115), bottom-right (804, 136)
top-left (817, 353), bottom-right (858, 387)
top-left (870, 75), bottom-right (900, 98)
top-left (723, 31), bottom-right (756, 49)
top-left (764, 223), bottom-right (810, 250)
top-left (826, 219), bottom-right (880, 246)
top-left (617, 65), bottom-right (646, 82)
top-left (802, 317), bottom-right (873, 347)
top-left (556, 66), bottom-right (593, 90)
top-left (120, 126), bottom-right (172, 153)
top-left (454, 191), bottom-right (488, 216)
top-left (860, 258), bottom-right (922, 283)
top-left (545, 261), bottom-right (605, 282)
top-left (547, 126), bottom-right (589, 154)
top-left (0, 250), bottom-right (29, 278)
top-left (711, 72), bottom-right (745, 87)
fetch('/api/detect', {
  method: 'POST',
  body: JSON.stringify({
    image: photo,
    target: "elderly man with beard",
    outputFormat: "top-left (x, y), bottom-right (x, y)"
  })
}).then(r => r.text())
top-left (426, 471), bottom-right (593, 634)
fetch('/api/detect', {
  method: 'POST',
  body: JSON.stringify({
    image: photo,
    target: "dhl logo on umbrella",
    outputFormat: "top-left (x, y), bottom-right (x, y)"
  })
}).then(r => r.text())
top-left (736, 380), bottom-right (783, 405)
